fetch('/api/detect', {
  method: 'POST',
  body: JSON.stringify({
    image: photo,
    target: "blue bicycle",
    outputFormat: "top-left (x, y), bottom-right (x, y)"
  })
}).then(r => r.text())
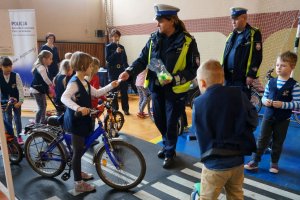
top-left (24, 108), bottom-right (146, 190)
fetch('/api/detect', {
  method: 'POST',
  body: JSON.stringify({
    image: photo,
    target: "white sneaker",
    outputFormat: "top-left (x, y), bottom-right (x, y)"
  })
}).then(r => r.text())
top-left (75, 180), bottom-right (96, 193)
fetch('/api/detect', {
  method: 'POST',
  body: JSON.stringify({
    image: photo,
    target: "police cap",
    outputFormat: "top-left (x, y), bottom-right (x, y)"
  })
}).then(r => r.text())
top-left (154, 4), bottom-right (180, 19)
top-left (230, 7), bottom-right (248, 18)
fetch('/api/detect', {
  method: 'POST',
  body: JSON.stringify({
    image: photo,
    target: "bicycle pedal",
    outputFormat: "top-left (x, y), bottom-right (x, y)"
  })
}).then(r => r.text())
top-left (61, 172), bottom-right (70, 181)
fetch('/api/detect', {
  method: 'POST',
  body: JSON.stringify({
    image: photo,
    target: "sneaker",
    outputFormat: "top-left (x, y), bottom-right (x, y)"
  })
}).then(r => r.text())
top-left (81, 171), bottom-right (94, 180)
top-left (75, 180), bottom-right (96, 193)
top-left (269, 163), bottom-right (279, 174)
top-left (124, 111), bottom-right (130, 115)
top-left (244, 160), bottom-right (258, 171)
top-left (17, 136), bottom-right (24, 145)
top-left (137, 112), bottom-right (145, 118)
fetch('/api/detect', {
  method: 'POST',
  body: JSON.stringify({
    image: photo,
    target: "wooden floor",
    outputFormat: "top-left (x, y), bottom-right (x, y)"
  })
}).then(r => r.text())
top-left (21, 94), bottom-right (193, 142)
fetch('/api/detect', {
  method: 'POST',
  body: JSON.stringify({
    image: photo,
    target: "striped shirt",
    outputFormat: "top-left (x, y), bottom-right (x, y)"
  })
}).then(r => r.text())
top-left (262, 78), bottom-right (300, 110)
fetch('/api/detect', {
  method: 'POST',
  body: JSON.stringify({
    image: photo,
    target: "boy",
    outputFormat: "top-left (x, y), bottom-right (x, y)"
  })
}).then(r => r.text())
top-left (192, 59), bottom-right (258, 199)
top-left (245, 51), bottom-right (300, 173)
top-left (0, 57), bottom-right (24, 144)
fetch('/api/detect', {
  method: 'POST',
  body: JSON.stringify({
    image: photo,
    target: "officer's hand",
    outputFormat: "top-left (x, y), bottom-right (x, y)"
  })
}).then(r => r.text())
top-left (111, 80), bottom-right (119, 88)
top-left (161, 79), bottom-right (172, 86)
top-left (77, 107), bottom-right (90, 116)
top-left (118, 72), bottom-right (129, 81)
top-left (264, 99), bottom-right (273, 107)
top-left (272, 101), bottom-right (283, 108)
top-left (246, 77), bottom-right (254, 86)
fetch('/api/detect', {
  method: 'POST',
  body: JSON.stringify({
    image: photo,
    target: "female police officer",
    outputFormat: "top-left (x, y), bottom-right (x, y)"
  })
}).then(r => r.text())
top-left (119, 4), bottom-right (200, 168)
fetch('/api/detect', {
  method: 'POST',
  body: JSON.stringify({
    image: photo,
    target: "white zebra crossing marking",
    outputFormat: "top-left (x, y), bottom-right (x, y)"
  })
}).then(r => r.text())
top-left (244, 188), bottom-right (275, 200)
top-left (134, 190), bottom-right (162, 200)
top-left (152, 182), bottom-right (190, 200)
top-left (167, 175), bottom-right (194, 189)
top-left (44, 196), bottom-right (61, 200)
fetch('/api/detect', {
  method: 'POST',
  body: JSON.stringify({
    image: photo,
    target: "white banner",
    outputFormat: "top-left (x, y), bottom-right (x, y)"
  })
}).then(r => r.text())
top-left (0, 10), bottom-right (14, 56)
top-left (9, 9), bottom-right (38, 95)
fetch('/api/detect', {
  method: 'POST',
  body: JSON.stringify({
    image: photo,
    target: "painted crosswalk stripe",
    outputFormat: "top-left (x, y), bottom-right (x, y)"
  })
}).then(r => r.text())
top-left (244, 178), bottom-right (300, 200)
top-left (44, 196), bottom-right (61, 200)
top-left (244, 188), bottom-right (275, 200)
top-left (181, 168), bottom-right (201, 178)
top-left (134, 190), bottom-right (162, 200)
top-left (152, 182), bottom-right (190, 200)
top-left (167, 175), bottom-right (194, 189)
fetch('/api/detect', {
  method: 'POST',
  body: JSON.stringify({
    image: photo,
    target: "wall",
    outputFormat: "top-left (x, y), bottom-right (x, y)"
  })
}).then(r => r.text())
top-left (111, 0), bottom-right (300, 83)
top-left (1, 0), bottom-right (107, 43)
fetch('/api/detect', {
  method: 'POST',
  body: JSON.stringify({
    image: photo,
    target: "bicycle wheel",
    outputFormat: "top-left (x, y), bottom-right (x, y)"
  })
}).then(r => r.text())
top-left (95, 140), bottom-right (146, 190)
top-left (24, 132), bottom-right (67, 177)
top-left (189, 89), bottom-right (200, 109)
top-left (147, 97), bottom-right (154, 122)
top-left (294, 111), bottom-right (300, 124)
top-left (250, 90), bottom-right (262, 113)
top-left (113, 110), bottom-right (125, 130)
top-left (8, 140), bottom-right (23, 164)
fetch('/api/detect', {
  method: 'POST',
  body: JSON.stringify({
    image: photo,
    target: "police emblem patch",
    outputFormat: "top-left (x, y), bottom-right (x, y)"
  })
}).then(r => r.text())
top-left (256, 43), bottom-right (261, 51)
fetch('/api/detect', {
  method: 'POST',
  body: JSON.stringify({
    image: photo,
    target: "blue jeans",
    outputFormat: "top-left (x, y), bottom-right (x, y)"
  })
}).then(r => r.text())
top-left (137, 86), bottom-right (149, 113)
top-left (3, 105), bottom-right (22, 135)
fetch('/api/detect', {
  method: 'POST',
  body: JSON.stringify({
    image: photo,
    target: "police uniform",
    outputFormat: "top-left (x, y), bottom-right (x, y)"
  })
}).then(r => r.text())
top-left (222, 7), bottom-right (262, 98)
top-left (105, 40), bottom-right (129, 113)
top-left (125, 4), bottom-right (200, 168)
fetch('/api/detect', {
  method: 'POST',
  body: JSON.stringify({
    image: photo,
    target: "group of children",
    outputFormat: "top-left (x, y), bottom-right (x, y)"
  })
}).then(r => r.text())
top-left (193, 51), bottom-right (300, 199)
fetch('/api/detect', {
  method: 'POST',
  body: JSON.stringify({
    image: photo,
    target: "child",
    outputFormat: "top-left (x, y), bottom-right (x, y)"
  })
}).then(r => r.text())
top-left (0, 57), bottom-right (25, 144)
top-left (192, 59), bottom-right (258, 199)
top-left (135, 69), bottom-right (149, 118)
top-left (61, 51), bottom-right (119, 193)
top-left (65, 52), bottom-right (72, 59)
top-left (245, 51), bottom-right (300, 174)
top-left (53, 59), bottom-right (73, 114)
top-left (30, 50), bottom-right (53, 124)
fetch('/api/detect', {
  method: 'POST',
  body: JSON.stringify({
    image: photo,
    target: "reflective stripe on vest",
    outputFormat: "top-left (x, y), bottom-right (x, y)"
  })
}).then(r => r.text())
top-left (144, 35), bottom-right (192, 94)
top-left (143, 40), bottom-right (152, 88)
top-left (246, 28), bottom-right (257, 76)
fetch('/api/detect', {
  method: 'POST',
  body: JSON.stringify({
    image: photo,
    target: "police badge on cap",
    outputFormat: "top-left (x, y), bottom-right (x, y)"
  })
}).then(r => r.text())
top-left (154, 4), bottom-right (180, 19)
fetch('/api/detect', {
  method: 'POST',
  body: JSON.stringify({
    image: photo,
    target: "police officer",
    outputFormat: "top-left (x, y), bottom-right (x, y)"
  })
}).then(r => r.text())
top-left (106, 29), bottom-right (130, 115)
top-left (119, 4), bottom-right (200, 168)
top-left (222, 7), bottom-right (262, 98)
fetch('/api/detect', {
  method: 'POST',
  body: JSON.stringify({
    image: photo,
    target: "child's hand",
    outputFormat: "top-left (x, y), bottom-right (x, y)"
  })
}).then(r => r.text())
top-left (264, 99), bottom-right (273, 107)
top-left (111, 80), bottom-right (119, 88)
top-left (272, 101), bottom-right (283, 108)
top-left (77, 107), bottom-right (90, 116)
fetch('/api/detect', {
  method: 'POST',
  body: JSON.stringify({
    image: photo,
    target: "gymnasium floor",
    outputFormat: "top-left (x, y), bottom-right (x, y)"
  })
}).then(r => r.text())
top-left (0, 95), bottom-right (300, 199)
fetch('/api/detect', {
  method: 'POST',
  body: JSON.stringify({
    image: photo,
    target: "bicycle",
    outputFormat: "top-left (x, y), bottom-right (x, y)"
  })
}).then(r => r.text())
top-left (24, 107), bottom-right (146, 190)
top-left (1, 98), bottom-right (23, 164)
top-left (101, 92), bottom-right (125, 137)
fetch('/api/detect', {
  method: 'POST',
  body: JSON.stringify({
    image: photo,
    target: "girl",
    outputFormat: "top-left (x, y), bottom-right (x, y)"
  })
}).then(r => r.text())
top-left (135, 69), bottom-right (150, 118)
top-left (30, 50), bottom-right (53, 124)
top-left (53, 59), bottom-right (73, 114)
top-left (61, 51), bottom-right (118, 193)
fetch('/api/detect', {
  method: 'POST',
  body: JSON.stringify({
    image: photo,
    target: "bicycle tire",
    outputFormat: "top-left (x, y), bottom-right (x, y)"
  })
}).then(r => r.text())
top-left (24, 132), bottom-right (67, 177)
top-left (94, 140), bottom-right (146, 190)
top-left (250, 90), bottom-right (262, 113)
top-left (294, 111), bottom-right (300, 124)
top-left (104, 111), bottom-right (125, 137)
top-left (189, 89), bottom-right (200, 109)
top-left (8, 140), bottom-right (23, 164)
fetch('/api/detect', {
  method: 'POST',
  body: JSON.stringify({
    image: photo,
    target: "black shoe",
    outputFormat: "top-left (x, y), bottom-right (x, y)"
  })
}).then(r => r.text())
top-left (163, 157), bottom-right (175, 169)
top-left (124, 111), bottom-right (130, 115)
top-left (157, 149), bottom-right (165, 159)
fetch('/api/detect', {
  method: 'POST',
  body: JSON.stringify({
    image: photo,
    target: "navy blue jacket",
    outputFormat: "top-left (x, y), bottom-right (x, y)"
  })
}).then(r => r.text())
top-left (105, 43), bottom-right (129, 80)
top-left (54, 74), bottom-right (67, 108)
top-left (192, 84), bottom-right (258, 169)
top-left (31, 67), bottom-right (50, 94)
top-left (222, 23), bottom-right (262, 82)
top-left (126, 30), bottom-right (200, 97)
top-left (264, 78), bottom-right (296, 121)
top-left (0, 72), bottom-right (19, 101)
top-left (63, 76), bottom-right (93, 137)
